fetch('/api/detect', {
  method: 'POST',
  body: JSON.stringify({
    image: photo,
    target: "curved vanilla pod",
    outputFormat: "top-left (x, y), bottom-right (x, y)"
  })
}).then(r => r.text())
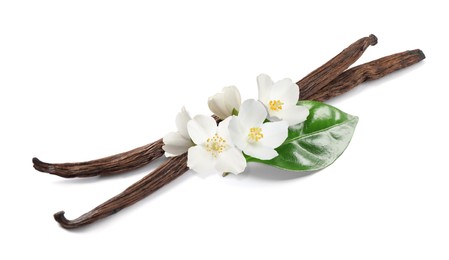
top-left (33, 34), bottom-right (378, 178)
top-left (33, 140), bottom-right (164, 178)
top-left (53, 47), bottom-right (426, 229)
top-left (305, 49), bottom-right (425, 101)
top-left (297, 34), bottom-right (378, 100)
top-left (54, 155), bottom-right (188, 229)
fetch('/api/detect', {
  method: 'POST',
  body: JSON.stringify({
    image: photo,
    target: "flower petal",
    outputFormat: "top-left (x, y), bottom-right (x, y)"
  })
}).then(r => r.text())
top-left (228, 116), bottom-right (247, 151)
top-left (175, 106), bottom-right (192, 139)
top-left (223, 86), bottom-right (241, 115)
top-left (244, 143), bottom-right (278, 160)
top-left (217, 116), bottom-right (234, 146)
top-left (162, 132), bottom-right (194, 157)
top-left (259, 121), bottom-right (288, 148)
top-left (208, 92), bottom-right (228, 119)
top-left (266, 108), bottom-right (282, 122)
top-left (257, 73), bottom-right (273, 104)
top-left (277, 105), bottom-right (310, 126)
top-left (238, 99), bottom-right (267, 129)
top-left (187, 115), bottom-right (217, 145)
top-left (215, 147), bottom-right (247, 174)
top-left (270, 78), bottom-right (299, 106)
top-left (187, 146), bottom-right (215, 174)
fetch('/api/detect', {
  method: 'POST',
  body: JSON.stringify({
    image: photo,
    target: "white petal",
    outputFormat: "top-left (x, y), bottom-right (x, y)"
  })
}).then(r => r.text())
top-left (223, 86), bottom-right (241, 114)
top-left (215, 147), bottom-right (247, 174)
top-left (277, 105), bottom-right (310, 126)
top-left (208, 92), bottom-right (229, 119)
top-left (162, 132), bottom-right (194, 157)
top-left (187, 115), bottom-right (217, 145)
top-left (217, 117), bottom-right (234, 146)
top-left (244, 143), bottom-right (278, 160)
top-left (175, 106), bottom-right (192, 139)
top-left (228, 116), bottom-right (247, 151)
top-left (270, 78), bottom-right (299, 106)
top-left (266, 110), bottom-right (282, 122)
top-left (238, 99), bottom-right (267, 129)
top-left (187, 146), bottom-right (215, 174)
top-left (257, 74), bottom-right (273, 104)
top-left (259, 121), bottom-right (288, 148)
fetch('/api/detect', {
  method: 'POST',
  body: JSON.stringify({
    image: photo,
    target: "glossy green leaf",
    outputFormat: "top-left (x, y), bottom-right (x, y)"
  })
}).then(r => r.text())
top-left (246, 101), bottom-right (358, 171)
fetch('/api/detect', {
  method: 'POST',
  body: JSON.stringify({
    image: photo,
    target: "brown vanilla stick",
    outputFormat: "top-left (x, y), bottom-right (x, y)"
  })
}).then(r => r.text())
top-left (53, 47), bottom-right (426, 229)
top-left (297, 34), bottom-right (377, 100)
top-left (305, 49), bottom-right (425, 101)
top-left (33, 140), bottom-right (164, 178)
top-left (54, 154), bottom-right (188, 229)
top-left (32, 34), bottom-right (378, 179)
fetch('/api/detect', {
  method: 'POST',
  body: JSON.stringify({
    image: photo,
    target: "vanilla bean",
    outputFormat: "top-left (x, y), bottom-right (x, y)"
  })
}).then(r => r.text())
top-left (33, 140), bottom-right (164, 178)
top-left (305, 49), bottom-right (425, 101)
top-left (32, 34), bottom-right (379, 179)
top-left (297, 34), bottom-right (377, 100)
top-left (54, 154), bottom-right (188, 229)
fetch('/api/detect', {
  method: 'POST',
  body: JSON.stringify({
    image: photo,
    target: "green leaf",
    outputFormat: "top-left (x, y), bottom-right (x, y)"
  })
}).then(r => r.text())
top-left (246, 101), bottom-right (358, 172)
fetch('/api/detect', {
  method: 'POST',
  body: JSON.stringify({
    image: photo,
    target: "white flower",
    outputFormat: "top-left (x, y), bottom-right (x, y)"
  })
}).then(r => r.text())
top-left (229, 99), bottom-right (288, 160)
top-left (162, 107), bottom-right (194, 157)
top-left (187, 115), bottom-right (246, 174)
top-left (257, 74), bottom-right (309, 126)
top-left (208, 86), bottom-right (241, 120)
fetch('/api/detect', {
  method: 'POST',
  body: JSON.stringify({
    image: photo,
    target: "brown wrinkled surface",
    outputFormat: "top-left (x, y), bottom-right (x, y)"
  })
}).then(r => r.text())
top-left (54, 155), bottom-right (188, 229)
top-left (303, 49), bottom-right (425, 101)
top-left (33, 140), bottom-right (164, 178)
top-left (297, 34), bottom-right (378, 99)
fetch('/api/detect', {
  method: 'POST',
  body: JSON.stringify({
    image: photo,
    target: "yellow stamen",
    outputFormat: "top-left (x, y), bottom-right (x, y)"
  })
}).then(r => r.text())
top-left (248, 127), bottom-right (264, 142)
top-left (205, 133), bottom-right (227, 157)
top-left (269, 100), bottom-right (284, 111)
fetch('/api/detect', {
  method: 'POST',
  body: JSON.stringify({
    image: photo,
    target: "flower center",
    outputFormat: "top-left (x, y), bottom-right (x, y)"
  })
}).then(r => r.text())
top-left (269, 100), bottom-right (284, 111)
top-left (248, 127), bottom-right (264, 142)
top-left (206, 133), bottom-right (227, 157)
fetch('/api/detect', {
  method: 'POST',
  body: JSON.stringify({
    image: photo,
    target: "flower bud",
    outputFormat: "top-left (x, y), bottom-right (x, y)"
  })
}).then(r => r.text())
top-left (208, 86), bottom-right (241, 119)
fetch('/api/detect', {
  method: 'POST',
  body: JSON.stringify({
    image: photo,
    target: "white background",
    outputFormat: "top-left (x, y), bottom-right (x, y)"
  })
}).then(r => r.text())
top-left (1, 1), bottom-right (447, 259)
